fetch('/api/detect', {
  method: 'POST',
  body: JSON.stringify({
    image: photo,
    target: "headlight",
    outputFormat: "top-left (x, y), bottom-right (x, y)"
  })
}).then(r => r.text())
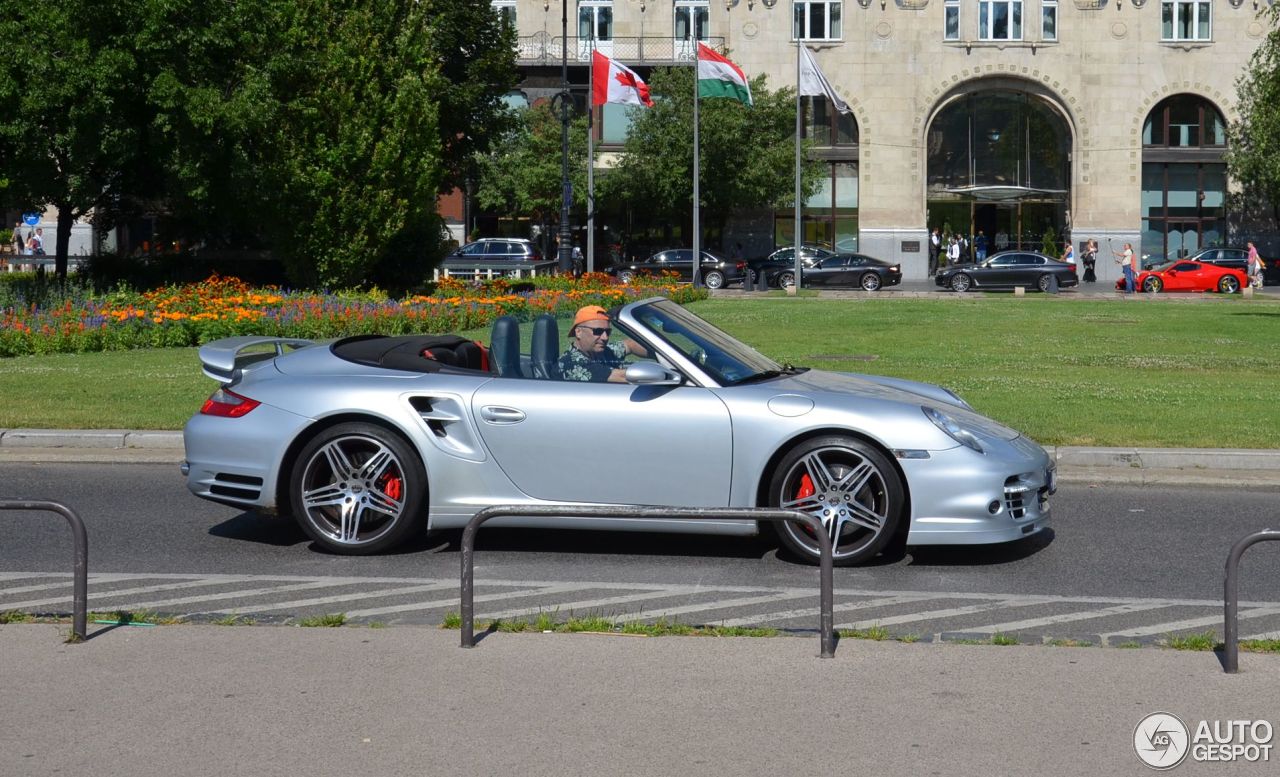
top-left (922, 407), bottom-right (984, 454)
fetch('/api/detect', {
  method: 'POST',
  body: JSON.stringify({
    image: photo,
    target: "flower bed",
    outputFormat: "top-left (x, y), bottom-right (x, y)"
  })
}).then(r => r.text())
top-left (0, 272), bottom-right (706, 357)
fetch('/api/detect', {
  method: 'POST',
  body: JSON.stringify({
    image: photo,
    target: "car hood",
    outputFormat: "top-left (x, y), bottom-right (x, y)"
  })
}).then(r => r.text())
top-left (761, 369), bottom-right (1021, 441)
top-left (941, 263), bottom-right (981, 273)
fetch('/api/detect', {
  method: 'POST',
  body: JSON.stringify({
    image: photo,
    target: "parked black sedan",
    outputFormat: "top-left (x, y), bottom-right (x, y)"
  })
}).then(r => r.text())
top-left (609, 248), bottom-right (746, 289)
top-left (746, 244), bottom-right (831, 288)
top-left (935, 250), bottom-right (1079, 292)
top-left (778, 253), bottom-right (902, 291)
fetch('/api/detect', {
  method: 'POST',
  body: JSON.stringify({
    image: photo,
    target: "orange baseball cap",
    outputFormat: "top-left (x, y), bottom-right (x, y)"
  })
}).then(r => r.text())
top-left (572, 305), bottom-right (610, 328)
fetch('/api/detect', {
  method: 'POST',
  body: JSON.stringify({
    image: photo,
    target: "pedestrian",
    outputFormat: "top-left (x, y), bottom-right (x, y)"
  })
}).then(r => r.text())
top-left (958, 233), bottom-right (969, 261)
top-left (571, 242), bottom-right (584, 276)
top-left (928, 227), bottom-right (940, 276)
top-left (946, 235), bottom-right (960, 267)
top-left (974, 230), bottom-right (988, 262)
top-left (1246, 241), bottom-right (1266, 289)
top-left (1113, 241), bottom-right (1137, 293)
top-left (1061, 241), bottom-right (1074, 267)
top-left (10, 222), bottom-right (24, 255)
top-left (1081, 239), bottom-right (1098, 283)
top-left (31, 227), bottom-right (45, 256)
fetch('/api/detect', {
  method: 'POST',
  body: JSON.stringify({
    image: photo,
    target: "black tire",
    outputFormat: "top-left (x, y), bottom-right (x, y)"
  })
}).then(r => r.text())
top-left (1143, 276), bottom-right (1162, 293)
top-left (778, 271), bottom-right (795, 288)
top-left (950, 273), bottom-right (972, 292)
top-left (1218, 275), bottom-right (1240, 294)
top-left (768, 435), bottom-right (905, 566)
top-left (860, 272), bottom-right (882, 291)
top-left (618, 271), bottom-right (635, 284)
top-left (703, 270), bottom-right (725, 289)
top-left (289, 422), bottom-right (426, 555)
top-left (1036, 274), bottom-right (1053, 292)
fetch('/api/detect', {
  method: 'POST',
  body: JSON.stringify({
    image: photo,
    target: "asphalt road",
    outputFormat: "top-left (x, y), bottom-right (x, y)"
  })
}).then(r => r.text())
top-left (3, 461), bottom-right (1279, 643)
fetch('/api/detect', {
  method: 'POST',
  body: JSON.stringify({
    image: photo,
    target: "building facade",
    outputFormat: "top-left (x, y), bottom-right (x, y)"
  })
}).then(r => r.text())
top-left (499, 0), bottom-right (1273, 280)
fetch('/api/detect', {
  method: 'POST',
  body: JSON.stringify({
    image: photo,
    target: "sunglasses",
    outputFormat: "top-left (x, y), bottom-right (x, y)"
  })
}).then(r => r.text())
top-left (577, 326), bottom-right (612, 337)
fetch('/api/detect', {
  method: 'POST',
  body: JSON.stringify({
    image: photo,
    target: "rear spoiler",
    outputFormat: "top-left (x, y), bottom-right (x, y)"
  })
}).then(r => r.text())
top-left (198, 336), bottom-right (315, 383)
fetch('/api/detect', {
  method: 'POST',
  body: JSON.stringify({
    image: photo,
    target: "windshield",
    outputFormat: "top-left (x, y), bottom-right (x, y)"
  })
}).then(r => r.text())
top-left (630, 299), bottom-right (783, 386)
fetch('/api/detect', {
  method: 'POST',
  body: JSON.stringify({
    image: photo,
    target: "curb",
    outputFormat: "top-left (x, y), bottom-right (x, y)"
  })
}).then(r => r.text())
top-left (0, 428), bottom-right (184, 450)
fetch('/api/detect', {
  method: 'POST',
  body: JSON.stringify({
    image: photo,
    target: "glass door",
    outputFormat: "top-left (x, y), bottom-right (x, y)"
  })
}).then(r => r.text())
top-left (578, 1), bottom-right (613, 59)
top-left (674, 1), bottom-right (709, 61)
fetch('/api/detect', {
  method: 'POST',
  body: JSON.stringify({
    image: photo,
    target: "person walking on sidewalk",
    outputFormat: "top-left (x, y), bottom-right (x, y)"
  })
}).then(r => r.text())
top-left (1113, 242), bottom-right (1137, 293)
top-left (1247, 241), bottom-right (1266, 289)
top-left (1081, 239), bottom-right (1098, 283)
top-left (928, 227), bottom-right (940, 276)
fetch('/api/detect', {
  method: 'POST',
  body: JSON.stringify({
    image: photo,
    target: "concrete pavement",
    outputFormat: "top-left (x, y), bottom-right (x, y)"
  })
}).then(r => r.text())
top-left (2, 622), bottom-right (1277, 776)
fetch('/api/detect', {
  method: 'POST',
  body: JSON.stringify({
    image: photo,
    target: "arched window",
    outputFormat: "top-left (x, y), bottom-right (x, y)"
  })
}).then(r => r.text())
top-left (1141, 95), bottom-right (1228, 261)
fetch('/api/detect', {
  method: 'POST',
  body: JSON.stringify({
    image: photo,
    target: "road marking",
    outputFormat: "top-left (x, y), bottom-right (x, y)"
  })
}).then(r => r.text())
top-left (90, 580), bottom-right (355, 611)
top-left (344, 584), bottom-right (595, 618)
top-left (611, 590), bottom-right (818, 623)
top-left (837, 599), bottom-right (1053, 630)
top-left (1102, 607), bottom-right (1280, 639)
top-left (716, 594), bottom-right (934, 627)
top-left (480, 587), bottom-right (702, 621)
top-left (197, 582), bottom-right (460, 615)
top-left (962, 602), bottom-right (1178, 634)
top-left (1241, 630), bottom-right (1280, 640)
top-left (0, 576), bottom-right (266, 610)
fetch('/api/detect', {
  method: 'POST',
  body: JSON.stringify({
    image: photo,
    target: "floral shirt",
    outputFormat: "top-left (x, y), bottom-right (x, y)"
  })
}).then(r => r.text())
top-left (559, 341), bottom-right (629, 382)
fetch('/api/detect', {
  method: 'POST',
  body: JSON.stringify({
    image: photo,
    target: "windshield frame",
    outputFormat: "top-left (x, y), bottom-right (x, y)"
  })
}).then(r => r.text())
top-left (620, 298), bottom-right (783, 387)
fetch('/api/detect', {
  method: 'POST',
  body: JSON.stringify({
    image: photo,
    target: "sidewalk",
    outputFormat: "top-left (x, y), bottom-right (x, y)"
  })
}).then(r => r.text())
top-left (3, 623), bottom-right (1277, 776)
top-left (2, 427), bottom-right (1279, 486)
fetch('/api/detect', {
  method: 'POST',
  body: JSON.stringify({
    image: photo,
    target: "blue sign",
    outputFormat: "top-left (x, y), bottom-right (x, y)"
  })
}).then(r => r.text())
top-left (22, 212), bottom-right (39, 227)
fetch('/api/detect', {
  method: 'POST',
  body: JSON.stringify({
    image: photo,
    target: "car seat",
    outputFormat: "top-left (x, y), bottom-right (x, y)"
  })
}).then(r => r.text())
top-left (529, 314), bottom-right (561, 380)
top-left (489, 315), bottom-right (522, 377)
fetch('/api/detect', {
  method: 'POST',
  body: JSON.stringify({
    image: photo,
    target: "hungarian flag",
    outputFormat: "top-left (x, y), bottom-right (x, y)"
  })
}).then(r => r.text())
top-left (592, 50), bottom-right (653, 107)
top-left (696, 42), bottom-right (752, 106)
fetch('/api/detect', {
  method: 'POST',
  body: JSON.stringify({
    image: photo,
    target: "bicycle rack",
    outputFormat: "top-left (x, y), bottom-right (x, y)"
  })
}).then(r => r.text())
top-left (0, 499), bottom-right (88, 641)
top-left (460, 505), bottom-right (836, 657)
top-left (1223, 528), bottom-right (1280, 673)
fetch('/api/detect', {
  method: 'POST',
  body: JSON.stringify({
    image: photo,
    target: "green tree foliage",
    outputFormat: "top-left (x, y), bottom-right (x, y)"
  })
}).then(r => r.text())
top-left (473, 104), bottom-right (590, 238)
top-left (0, 1), bottom-right (151, 281)
top-left (600, 66), bottom-right (824, 234)
top-left (1226, 6), bottom-right (1280, 224)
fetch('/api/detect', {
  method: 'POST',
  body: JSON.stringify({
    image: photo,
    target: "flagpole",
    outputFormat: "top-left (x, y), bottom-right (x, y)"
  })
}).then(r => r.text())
top-left (587, 37), bottom-right (595, 275)
top-left (692, 45), bottom-right (702, 288)
top-left (792, 42), bottom-right (802, 295)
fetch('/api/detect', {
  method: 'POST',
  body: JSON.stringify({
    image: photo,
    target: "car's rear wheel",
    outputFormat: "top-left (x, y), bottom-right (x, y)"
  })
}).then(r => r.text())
top-left (950, 273), bottom-right (972, 292)
top-left (289, 422), bottom-right (426, 555)
top-left (1036, 274), bottom-right (1053, 292)
top-left (1143, 276), bottom-right (1163, 293)
top-left (860, 272), bottom-right (882, 291)
top-left (618, 271), bottom-right (635, 284)
top-left (778, 271), bottom-right (795, 289)
top-left (768, 436), bottom-right (905, 566)
top-left (1219, 275), bottom-right (1240, 294)
top-left (703, 270), bottom-right (725, 289)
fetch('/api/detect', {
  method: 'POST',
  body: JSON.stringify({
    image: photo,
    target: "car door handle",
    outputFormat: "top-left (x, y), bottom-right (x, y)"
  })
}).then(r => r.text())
top-left (480, 406), bottom-right (526, 424)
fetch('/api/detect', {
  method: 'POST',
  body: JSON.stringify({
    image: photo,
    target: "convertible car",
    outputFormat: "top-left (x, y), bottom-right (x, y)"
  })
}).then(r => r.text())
top-left (183, 298), bottom-right (1053, 565)
top-left (1118, 259), bottom-right (1247, 294)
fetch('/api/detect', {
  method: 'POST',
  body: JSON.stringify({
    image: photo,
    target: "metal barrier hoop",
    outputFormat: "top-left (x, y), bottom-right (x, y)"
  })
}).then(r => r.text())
top-left (1223, 528), bottom-right (1280, 673)
top-left (0, 499), bottom-right (89, 642)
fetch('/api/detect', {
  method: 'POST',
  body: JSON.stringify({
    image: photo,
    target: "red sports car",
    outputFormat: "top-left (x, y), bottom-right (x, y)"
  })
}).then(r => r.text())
top-left (1117, 259), bottom-right (1247, 294)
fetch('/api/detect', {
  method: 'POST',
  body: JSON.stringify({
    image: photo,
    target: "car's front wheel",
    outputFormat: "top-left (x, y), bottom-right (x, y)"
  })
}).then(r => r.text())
top-left (1037, 274), bottom-right (1053, 292)
top-left (768, 436), bottom-right (905, 566)
top-left (703, 270), bottom-right (725, 289)
top-left (778, 271), bottom-right (795, 289)
top-left (289, 422), bottom-right (426, 555)
top-left (1143, 276), bottom-right (1163, 293)
top-left (618, 271), bottom-right (635, 284)
top-left (950, 273), bottom-right (972, 292)
top-left (860, 272), bottom-right (882, 291)
top-left (1219, 275), bottom-right (1240, 294)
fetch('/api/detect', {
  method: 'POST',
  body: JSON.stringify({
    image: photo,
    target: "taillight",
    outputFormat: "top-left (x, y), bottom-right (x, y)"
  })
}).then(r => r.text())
top-left (200, 388), bottom-right (261, 418)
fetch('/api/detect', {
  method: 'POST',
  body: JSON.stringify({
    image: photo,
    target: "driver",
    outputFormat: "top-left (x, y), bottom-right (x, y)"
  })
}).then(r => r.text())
top-left (559, 305), bottom-right (649, 383)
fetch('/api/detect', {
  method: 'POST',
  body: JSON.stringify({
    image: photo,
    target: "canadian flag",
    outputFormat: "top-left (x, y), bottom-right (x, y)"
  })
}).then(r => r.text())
top-left (591, 50), bottom-right (653, 108)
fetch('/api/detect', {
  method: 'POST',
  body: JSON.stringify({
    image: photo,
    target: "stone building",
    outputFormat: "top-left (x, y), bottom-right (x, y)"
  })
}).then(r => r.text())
top-left (498, 0), bottom-right (1273, 279)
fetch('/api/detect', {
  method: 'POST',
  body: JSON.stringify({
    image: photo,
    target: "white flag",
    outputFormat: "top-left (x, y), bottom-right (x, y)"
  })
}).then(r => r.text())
top-left (798, 46), bottom-right (851, 115)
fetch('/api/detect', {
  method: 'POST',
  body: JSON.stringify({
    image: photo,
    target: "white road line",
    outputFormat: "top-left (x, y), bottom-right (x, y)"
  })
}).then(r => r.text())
top-left (962, 602), bottom-right (1177, 634)
top-left (1102, 607), bottom-right (1280, 639)
top-left (90, 580), bottom-right (353, 611)
top-left (716, 594), bottom-right (935, 628)
top-left (1241, 630), bottom-right (1280, 640)
top-left (203, 582), bottom-right (459, 614)
top-left (0, 577), bottom-right (260, 610)
top-left (610, 591), bottom-right (819, 624)
top-left (344, 584), bottom-right (595, 618)
top-left (838, 599), bottom-right (1053, 630)
top-left (480, 587), bottom-right (702, 620)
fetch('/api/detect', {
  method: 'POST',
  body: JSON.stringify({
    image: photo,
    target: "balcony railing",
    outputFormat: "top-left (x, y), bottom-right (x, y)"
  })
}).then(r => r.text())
top-left (517, 34), bottom-right (726, 66)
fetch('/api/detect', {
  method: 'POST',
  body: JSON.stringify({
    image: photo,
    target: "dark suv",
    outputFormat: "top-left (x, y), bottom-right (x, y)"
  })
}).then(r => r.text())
top-left (609, 248), bottom-right (745, 289)
top-left (444, 238), bottom-right (543, 264)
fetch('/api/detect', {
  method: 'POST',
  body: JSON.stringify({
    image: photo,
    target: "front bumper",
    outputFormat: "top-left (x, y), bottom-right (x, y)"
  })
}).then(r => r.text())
top-left (901, 435), bottom-right (1054, 545)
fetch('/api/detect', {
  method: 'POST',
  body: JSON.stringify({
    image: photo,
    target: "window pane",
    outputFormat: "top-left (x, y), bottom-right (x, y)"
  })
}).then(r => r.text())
top-left (794, 2), bottom-right (804, 39)
top-left (1166, 165), bottom-right (1198, 216)
top-left (602, 103), bottom-right (634, 144)
top-left (598, 7), bottom-right (612, 39)
top-left (945, 7), bottom-right (959, 39)
top-left (1201, 165), bottom-right (1226, 213)
top-left (806, 169), bottom-right (833, 208)
top-left (1207, 110), bottom-right (1226, 146)
top-left (1197, 2), bottom-right (1210, 39)
top-left (835, 162), bottom-right (858, 208)
top-left (1142, 164), bottom-right (1165, 220)
top-left (1043, 7), bottom-right (1056, 40)
top-left (695, 8), bottom-right (709, 39)
top-left (1012, 1), bottom-right (1021, 38)
top-left (676, 8), bottom-right (690, 39)
top-left (830, 2), bottom-right (841, 39)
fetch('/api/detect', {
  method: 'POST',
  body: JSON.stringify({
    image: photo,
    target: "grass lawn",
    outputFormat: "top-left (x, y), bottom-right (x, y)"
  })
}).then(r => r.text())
top-left (2, 296), bottom-right (1278, 448)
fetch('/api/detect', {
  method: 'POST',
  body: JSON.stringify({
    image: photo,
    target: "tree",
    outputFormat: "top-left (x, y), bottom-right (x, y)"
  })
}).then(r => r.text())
top-left (1225, 6), bottom-right (1280, 225)
top-left (600, 66), bottom-right (824, 238)
top-left (0, 1), bottom-right (152, 281)
top-left (473, 103), bottom-right (590, 253)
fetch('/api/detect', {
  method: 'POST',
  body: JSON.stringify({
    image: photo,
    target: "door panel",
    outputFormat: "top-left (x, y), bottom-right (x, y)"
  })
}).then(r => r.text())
top-left (471, 379), bottom-right (733, 506)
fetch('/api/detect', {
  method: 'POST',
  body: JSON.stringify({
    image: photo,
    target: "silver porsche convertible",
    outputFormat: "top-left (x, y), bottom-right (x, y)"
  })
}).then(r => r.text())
top-left (182, 297), bottom-right (1053, 565)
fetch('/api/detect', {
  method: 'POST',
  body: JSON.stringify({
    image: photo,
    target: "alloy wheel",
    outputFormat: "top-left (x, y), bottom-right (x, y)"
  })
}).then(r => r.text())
top-left (297, 434), bottom-right (409, 548)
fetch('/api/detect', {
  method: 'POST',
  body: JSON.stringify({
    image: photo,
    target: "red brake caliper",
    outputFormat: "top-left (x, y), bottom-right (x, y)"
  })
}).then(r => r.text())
top-left (379, 473), bottom-right (403, 501)
top-left (796, 474), bottom-right (817, 536)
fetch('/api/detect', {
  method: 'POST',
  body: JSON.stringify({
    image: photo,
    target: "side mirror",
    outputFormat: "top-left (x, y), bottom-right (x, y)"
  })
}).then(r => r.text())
top-left (625, 362), bottom-right (683, 386)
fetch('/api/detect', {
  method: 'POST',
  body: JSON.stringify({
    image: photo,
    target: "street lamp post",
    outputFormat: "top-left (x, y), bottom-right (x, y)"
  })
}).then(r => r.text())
top-left (558, 0), bottom-right (573, 274)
